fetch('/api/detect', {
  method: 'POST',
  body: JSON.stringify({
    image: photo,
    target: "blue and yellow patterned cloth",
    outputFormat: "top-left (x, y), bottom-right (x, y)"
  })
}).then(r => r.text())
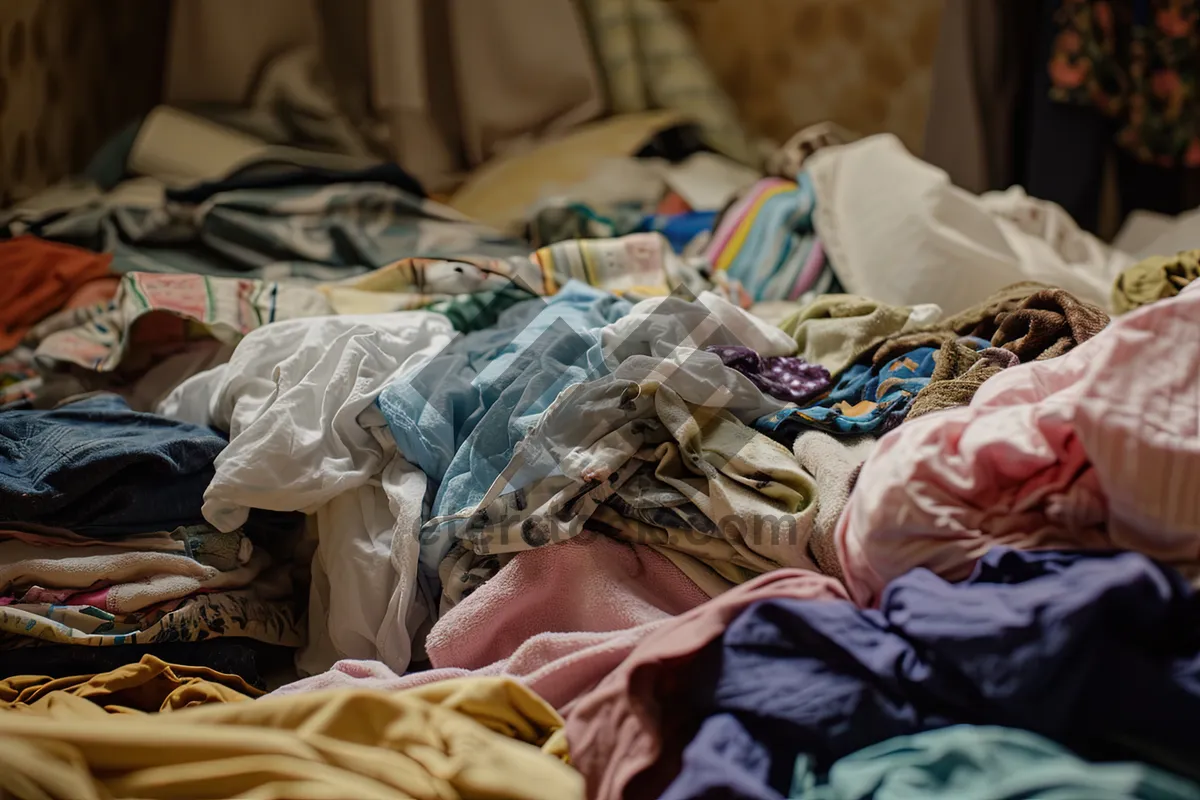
top-left (756, 337), bottom-right (991, 436)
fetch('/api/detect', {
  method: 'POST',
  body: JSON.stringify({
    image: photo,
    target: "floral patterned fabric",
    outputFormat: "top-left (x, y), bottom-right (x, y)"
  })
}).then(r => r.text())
top-left (0, 589), bottom-right (303, 648)
top-left (1049, 0), bottom-right (1200, 165)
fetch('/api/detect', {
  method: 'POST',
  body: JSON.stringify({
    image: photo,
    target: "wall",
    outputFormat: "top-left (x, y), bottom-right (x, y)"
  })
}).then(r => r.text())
top-left (0, 0), bottom-right (168, 203)
top-left (669, 0), bottom-right (943, 151)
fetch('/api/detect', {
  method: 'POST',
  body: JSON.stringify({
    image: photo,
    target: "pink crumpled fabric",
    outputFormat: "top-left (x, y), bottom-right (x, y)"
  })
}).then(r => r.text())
top-left (836, 284), bottom-right (1200, 607)
top-left (272, 534), bottom-right (710, 707)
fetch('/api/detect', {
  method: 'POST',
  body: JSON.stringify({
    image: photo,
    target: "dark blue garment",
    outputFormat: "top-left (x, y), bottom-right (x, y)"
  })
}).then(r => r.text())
top-left (637, 210), bottom-right (718, 253)
top-left (658, 549), bottom-right (1200, 800)
top-left (0, 394), bottom-right (226, 536)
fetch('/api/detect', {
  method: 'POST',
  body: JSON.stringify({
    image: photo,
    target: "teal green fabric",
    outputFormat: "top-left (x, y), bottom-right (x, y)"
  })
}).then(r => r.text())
top-left (790, 726), bottom-right (1200, 800)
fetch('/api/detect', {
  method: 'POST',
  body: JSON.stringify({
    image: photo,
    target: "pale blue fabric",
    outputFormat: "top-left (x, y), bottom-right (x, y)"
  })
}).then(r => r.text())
top-left (377, 280), bottom-right (630, 607)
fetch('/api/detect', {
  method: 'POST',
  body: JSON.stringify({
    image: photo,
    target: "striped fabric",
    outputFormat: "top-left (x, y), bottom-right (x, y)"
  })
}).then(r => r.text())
top-left (29, 272), bottom-right (331, 373)
top-left (705, 173), bottom-right (839, 303)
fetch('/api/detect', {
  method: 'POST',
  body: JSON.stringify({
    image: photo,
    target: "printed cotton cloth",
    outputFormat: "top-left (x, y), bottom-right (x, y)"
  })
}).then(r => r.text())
top-left (378, 282), bottom-right (632, 614)
top-left (706, 345), bottom-right (831, 404)
top-left (1049, 0), bottom-right (1200, 165)
top-left (0, 588), bottom-right (303, 648)
top-left (426, 356), bottom-right (814, 596)
top-left (29, 272), bottom-right (331, 375)
top-left (777, 294), bottom-right (943, 377)
top-left (755, 343), bottom-right (950, 436)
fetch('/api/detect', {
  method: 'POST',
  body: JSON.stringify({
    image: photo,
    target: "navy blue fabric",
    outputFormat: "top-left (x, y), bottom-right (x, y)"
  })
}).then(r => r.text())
top-left (0, 394), bottom-right (226, 536)
top-left (656, 549), bottom-right (1200, 800)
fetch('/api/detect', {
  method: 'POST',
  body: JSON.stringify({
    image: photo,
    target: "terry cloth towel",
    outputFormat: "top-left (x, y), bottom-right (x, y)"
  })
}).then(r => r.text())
top-left (837, 284), bottom-right (1200, 608)
top-left (271, 567), bottom-right (846, 717)
top-left (788, 725), bottom-right (1200, 800)
top-left (792, 431), bottom-right (875, 581)
top-left (777, 294), bottom-right (943, 377)
top-left (0, 236), bottom-right (113, 352)
top-left (906, 342), bottom-right (1020, 420)
top-left (426, 536), bottom-right (709, 672)
top-left (870, 284), bottom-right (1110, 365)
top-left (0, 655), bottom-right (261, 713)
top-left (0, 677), bottom-right (581, 800)
top-left (859, 284), bottom-right (1109, 420)
top-left (1112, 250), bottom-right (1200, 314)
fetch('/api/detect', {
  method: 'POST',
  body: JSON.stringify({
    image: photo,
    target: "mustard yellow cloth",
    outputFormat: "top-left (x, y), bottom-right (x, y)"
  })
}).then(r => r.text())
top-left (0, 655), bottom-right (260, 716)
top-left (0, 676), bottom-right (582, 800)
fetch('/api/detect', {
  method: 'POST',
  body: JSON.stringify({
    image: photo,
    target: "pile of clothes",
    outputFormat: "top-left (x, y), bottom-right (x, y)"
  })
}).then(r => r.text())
top-left (3, 128), bottom-right (1200, 800)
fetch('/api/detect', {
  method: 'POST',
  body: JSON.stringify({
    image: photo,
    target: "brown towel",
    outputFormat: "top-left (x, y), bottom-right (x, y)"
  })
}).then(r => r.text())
top-left (870, 284), bottom-right (1109, 419)
top-left (990, 288), bottom-right (1110, 361)
top-left (907, 343), bottom-right (1019, 420)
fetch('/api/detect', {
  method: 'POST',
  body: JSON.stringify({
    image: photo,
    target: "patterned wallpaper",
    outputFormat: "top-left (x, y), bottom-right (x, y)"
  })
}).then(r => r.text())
top-left (668, 0), bottom-right (943, 150)
top-left (0, 0), bottom-right (168, 204)
top-left (0, 0), bottom-right (941, 201)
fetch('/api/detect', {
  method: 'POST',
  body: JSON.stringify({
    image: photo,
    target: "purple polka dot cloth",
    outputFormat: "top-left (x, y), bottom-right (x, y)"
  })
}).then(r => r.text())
top-left (706, 345), bottom-right (832, 405)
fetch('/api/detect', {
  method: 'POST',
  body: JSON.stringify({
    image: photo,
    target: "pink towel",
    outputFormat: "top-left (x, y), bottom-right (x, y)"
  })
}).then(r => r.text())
top-left (564, 568), bottom-right (848, 800)
top-left (273, 535), bottom-right (711, 707)
top-left (426, 534), bottom-right (708, 670)
top-left (837, 286), bottom-right (1200, 607)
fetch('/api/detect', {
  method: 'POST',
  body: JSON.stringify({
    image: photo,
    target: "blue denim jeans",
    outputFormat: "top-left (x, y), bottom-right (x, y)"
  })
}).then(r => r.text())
top-left (0, 393), bottom-right (226, 535)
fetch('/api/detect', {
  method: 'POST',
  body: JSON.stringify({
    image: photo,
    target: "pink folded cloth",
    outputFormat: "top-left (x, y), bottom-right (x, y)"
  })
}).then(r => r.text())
top-left (564, 568), bottom-right (848, 800)
top-left (836, 286), bottom-right (1200, 607)
top-left (273, 535), bottom-right (711, 707)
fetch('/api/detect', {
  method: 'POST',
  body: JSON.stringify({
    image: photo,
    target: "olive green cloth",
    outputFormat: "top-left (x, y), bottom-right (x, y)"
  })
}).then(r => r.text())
top-left (1112, 250), bottom-right (1200, 314)
top-left (778, 295), bottom-right (939, 377)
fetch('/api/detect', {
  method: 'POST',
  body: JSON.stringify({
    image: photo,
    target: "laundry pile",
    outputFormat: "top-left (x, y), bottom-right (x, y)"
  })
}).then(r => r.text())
top-left (3, 125), bottom-right (1200, 800)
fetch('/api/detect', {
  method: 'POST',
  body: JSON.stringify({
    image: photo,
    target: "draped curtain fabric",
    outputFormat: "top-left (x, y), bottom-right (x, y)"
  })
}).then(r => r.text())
top-left (164, 0), bottom-right (606, 192)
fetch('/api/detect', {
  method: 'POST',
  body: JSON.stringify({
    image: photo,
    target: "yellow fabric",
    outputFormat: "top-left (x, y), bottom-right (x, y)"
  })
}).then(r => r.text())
top-left (0, 655), bottom-right (260, 716)
top-left (0, 676), bottom-right (583, 800)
